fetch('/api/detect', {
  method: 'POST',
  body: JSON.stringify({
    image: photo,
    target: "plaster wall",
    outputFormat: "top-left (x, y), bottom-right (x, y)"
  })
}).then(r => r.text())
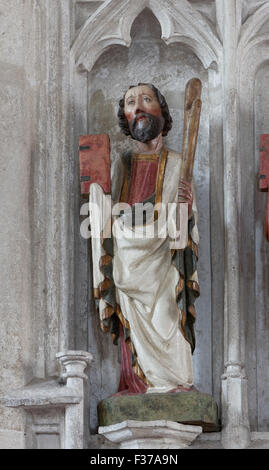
top-left (0, 0), bottom-right (269, 449)
top-left (252, 65), bottom-right (269, 431)
top-left (85, 8), bottom-right (215, 432)
top-left (0, 0), bottom-right (35, 448)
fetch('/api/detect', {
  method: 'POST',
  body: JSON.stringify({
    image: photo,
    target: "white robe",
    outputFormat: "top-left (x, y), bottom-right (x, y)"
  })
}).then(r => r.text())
top-left (90, 148), bottom-right (199, 393)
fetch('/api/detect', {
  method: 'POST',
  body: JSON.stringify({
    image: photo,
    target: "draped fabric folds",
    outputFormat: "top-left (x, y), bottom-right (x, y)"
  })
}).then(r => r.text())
top-left (89, 148), bottom-right (200, 394)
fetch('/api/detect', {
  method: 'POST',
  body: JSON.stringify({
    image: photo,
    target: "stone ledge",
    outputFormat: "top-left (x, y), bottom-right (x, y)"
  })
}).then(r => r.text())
top-left (98, 391), bottom-right (220, 432)
top-left (1, 378), bottom-right (82, 409)
top-left (90, 431), bottom-right (269, 450)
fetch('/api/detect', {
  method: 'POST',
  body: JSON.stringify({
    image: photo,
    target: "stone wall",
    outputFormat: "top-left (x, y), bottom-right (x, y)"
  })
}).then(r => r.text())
top-left (0, 0), bottom-right (269, 449)
top-left (0, 0), bottom-right (35, 448)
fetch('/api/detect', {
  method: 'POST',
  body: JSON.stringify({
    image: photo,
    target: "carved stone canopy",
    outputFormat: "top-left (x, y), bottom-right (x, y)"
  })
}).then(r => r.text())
top-left (71, 0), bottom-right (222, 72)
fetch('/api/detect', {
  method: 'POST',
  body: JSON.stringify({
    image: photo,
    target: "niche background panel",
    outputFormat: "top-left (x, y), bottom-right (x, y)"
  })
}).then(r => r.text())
top-left (86, 8), bottom-right (213, 431)
top-left (254, 63), bottom-right (269, 432)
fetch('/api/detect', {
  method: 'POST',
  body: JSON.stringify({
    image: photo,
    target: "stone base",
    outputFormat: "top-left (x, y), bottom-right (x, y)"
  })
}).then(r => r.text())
top-left (98, 420), bottom-right (202, 449)
top-left (98, 391), bottom-right (219, 432)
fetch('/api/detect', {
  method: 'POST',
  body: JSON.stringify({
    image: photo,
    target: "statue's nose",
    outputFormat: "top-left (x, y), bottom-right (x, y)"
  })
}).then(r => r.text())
top-left (134, 106), bottom-right (144, 115)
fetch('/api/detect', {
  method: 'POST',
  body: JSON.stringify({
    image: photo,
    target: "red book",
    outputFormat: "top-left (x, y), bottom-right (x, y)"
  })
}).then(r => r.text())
top-left (259, 134), bottom-right (269, 241)
top-left (79, 134), bottom-right (111, 195)
top-left (259, 134), bottom-right (269, 191)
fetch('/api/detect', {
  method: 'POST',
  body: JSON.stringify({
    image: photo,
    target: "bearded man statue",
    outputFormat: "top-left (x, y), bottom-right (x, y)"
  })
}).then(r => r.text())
top-left (89, 83), bottom-right (200, 395)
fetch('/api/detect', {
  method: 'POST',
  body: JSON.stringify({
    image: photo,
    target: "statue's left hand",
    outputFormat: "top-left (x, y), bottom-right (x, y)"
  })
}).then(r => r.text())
top-left (178, 179), bottom-right (193, 218)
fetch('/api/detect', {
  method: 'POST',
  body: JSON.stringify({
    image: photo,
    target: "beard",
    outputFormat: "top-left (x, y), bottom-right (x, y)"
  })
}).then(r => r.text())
top-left (129, 112), bottom-right (165, 143)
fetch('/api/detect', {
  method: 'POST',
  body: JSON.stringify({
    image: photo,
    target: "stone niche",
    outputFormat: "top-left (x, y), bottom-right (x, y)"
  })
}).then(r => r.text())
top-left (251, 63), bottom-right (269, 431)
top-left (85, 7), bottom-right (219, 434)
top-left (3, 0), bottom-right (269, 450)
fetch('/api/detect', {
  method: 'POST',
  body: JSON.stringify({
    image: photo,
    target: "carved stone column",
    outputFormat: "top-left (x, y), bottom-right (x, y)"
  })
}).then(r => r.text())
top-left (216, 0), bottom-right (250, 449)
top-left (0, 0), bottom-right (36, 448)
top-left (2, 350), bottom-right (93, 449)
top-left (56, 351), bottom-right (93, 449)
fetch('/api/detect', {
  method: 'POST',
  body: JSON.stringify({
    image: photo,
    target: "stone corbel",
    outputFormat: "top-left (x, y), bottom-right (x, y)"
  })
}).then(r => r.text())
top-left (2, 351), bottom-right (93, 449)
top-left (99, 420), bottom-right (202, 449)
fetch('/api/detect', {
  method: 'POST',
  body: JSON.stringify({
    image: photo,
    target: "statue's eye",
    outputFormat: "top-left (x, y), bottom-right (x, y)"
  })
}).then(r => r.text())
top-left (144, 97), bottom-right (151, 102)
top-left (127, 99), bottom-right (135, 105)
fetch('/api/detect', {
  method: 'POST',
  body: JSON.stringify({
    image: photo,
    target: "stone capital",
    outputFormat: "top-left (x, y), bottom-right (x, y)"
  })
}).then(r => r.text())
top-left (56, 350), bottom-right (93, 382)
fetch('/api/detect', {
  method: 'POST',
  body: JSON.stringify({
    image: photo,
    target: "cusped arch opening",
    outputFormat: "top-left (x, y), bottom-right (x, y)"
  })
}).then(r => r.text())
top-left (130, 7), bottom-right (162, 42)
top-left (72, 0), bottom-right (220, 73)
top-left (89, 7), bottom-right (164, 75)
top-left (87, 6), bottom-right (208, 157)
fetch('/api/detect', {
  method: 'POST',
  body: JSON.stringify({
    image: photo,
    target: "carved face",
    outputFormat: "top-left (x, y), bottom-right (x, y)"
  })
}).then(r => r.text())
top-left (124, 85), bottom-right (165, 143)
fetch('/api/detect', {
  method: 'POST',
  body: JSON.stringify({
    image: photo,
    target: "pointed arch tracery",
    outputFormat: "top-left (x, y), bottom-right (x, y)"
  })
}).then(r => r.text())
top-left (71, 0), bottom-right (222, 72)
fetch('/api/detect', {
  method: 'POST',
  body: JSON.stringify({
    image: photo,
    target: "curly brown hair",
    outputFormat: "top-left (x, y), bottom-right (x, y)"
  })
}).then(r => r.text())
top-left (117, 83), bottom-right (173, 138)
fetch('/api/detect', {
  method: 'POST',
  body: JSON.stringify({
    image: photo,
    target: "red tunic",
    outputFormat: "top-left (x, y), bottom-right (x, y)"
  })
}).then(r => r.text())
top-left (117, 154), bottom-right (160, 395)
top-left (127, 155), bottom-right (159, 205)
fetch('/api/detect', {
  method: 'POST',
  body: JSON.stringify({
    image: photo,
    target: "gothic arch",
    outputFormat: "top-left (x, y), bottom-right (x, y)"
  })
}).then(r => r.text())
top-left (238, 2), bottom-right (269, 65)
top-left (71, 0), bottom-right (222, 72)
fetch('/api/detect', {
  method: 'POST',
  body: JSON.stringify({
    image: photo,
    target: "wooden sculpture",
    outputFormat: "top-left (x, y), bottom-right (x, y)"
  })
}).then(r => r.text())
top-left (80, 82), bottom-right (201, 395)
top-left (259, 134), bottom-right (269, 241)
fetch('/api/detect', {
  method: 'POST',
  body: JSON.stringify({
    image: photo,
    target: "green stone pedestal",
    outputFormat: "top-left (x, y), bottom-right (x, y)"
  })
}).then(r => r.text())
top-left (98, 391), bottom-right (220, 432)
